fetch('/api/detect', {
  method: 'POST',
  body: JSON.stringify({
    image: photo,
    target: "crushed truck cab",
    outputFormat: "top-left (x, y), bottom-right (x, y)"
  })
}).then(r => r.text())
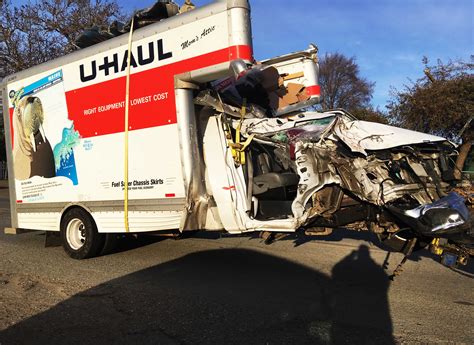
top-left (2, 0), bottom-right (472, 262)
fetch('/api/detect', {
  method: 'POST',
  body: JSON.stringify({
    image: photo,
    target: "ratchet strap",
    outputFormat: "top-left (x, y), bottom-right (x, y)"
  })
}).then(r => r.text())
top-left (124, 17), bottom-right (134, 233)
top-left (226, 99), bottom-right (254, 165)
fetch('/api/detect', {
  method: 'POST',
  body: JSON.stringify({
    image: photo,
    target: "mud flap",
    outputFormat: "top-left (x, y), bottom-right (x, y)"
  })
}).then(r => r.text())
top-left (45, 231), bottom-right (62, 247)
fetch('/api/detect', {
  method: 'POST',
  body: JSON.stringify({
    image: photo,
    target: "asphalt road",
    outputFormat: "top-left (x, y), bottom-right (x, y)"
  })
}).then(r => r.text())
top-left (0, 184), bottom-right (473, 344)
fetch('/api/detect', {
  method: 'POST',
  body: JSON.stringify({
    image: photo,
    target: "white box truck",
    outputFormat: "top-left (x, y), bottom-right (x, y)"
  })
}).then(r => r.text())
top-left (2, 0), bottom-right (472, 264)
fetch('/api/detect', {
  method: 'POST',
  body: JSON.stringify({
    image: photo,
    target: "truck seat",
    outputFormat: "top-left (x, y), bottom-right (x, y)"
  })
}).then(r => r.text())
top-left (253, 172), bottom-right (299, 198)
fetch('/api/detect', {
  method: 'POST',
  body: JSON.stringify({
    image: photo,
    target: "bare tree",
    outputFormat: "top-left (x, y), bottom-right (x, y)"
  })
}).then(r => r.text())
top-left (387, 57), bottom-right (473, 178)
top-left (0, 0), bottom-right (124, 75)
top-left (318, 53), bottom-right (375, 112)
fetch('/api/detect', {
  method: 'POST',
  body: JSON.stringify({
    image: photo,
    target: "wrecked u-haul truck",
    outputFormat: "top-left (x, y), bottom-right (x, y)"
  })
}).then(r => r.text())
top-left (2, 0), bottom-right (472, 264)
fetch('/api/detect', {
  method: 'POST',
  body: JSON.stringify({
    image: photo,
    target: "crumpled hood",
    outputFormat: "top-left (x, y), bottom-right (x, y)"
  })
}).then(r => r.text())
top-left (238, 110), bottom-right (450, 154)
top-left (332, 118), bottom-right (448, 155)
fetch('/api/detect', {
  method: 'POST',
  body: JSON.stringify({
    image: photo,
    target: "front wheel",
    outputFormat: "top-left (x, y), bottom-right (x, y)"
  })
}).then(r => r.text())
top-left (60, 208), bottom-right (104, 259)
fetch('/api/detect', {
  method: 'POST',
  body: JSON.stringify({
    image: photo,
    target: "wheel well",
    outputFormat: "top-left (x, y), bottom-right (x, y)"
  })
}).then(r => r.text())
top-left (59, 205), bottom-right (105, 260)
top-left (60, 205), bottom-right (96, 230)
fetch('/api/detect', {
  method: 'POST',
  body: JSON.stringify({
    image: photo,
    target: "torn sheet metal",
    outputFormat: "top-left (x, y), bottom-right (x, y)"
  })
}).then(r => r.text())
top-left (212, 62), bottom-right (280, 117)
top-left (194, 90), bottom-right (267, 119)
top-left (238, 111), bottom-right (336, 137)
top-left (389, 192), bottom-right (472, 236)
top-left (333, 119), bottom-right (447, 155)
top-left (208, 46), bottom-right (321, 118)
top-left (237, 110), bottom-right (447, 154)
top-left (292, 141), bottom-right (342, 219)
top-left (291, 140), bottom-right (440, 218)
top-left (234, 110), bottom-right (456, 214)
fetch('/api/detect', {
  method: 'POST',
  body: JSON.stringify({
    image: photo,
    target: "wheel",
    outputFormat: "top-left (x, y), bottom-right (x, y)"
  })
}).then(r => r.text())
top-left (60, 208), bottom-right (104, 259)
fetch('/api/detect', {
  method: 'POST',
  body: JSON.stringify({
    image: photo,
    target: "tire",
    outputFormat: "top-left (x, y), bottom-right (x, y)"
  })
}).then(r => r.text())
top-left (60, 208), bottom-right (104, 260)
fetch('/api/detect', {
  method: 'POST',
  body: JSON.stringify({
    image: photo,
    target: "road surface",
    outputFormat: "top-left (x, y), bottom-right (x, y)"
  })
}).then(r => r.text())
top-left (0, 183), bottom-right (473, 344)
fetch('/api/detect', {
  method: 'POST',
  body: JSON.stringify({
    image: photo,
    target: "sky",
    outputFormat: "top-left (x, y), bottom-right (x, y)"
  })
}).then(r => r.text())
top-left (123, 0), bottom-right (473, 109)
top-left (11, 0), bottom-right (472, 108)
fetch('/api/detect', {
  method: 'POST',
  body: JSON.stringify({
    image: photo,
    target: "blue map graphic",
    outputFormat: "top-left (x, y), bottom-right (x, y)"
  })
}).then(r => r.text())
top-left (53, 126), bottom-right (80, 185)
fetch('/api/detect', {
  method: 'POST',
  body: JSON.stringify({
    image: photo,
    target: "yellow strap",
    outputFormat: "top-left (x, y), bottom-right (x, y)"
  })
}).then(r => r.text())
top-left (223, 99), bottom-right (254, 165)
top-left (124, 17), bottom-right (135, 233)
top-left (238, 134), bottom-right (255, 152)
top-left (234, 99), bottom-right (247, 164)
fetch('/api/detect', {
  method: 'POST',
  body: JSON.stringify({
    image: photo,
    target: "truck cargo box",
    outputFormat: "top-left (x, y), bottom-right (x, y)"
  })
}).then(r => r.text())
top-left (2, 0), bottom-right (255, 233)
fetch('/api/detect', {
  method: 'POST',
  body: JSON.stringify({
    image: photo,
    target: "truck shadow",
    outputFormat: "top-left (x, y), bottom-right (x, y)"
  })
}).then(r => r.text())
top-left (0, 246), bottom-right (395, 345)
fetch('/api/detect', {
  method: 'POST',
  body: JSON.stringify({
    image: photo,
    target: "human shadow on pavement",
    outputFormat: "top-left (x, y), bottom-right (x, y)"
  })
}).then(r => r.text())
top-left (330, 245), bottom-right (395, 344)
top-left (0, 248), bottom-right (395, 345)
top-left (282, 229), bottom-right (474, 277)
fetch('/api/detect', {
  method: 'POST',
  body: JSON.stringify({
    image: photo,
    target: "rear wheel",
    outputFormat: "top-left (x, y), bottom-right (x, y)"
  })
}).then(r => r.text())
top-left (60, 208), bottom-right (104, 259)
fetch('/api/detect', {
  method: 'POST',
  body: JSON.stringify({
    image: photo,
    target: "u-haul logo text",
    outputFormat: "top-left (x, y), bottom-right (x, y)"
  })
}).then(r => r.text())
top-left (79, 39), bottom-right (173, 83)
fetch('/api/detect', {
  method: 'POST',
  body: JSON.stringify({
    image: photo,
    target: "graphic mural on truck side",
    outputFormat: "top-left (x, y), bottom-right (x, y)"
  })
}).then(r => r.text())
top-left (5, 9), bottom-right (250, 204)
top-left (11, 93), bottom-right (55, 180)
top-left (53, 125), bottom-right (80, 185)
top-left (9, 70), bottom-right (79, 186)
